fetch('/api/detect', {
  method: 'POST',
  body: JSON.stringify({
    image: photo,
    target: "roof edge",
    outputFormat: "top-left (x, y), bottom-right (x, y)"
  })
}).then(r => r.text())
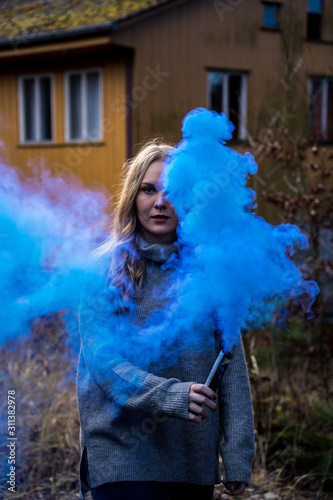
top-left (0, 22), bottom-right (118, 49)
top-left (0, 0), bottom-right (183, 50)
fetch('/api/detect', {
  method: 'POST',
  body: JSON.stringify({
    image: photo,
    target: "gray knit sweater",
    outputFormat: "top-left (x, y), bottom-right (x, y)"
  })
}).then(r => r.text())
top-left (77, 236), bottom-right (255, 499)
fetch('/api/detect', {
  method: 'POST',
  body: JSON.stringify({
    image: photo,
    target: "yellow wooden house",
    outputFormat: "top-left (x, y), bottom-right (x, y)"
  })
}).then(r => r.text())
top-left (0, 0), bottom-right (332, 192)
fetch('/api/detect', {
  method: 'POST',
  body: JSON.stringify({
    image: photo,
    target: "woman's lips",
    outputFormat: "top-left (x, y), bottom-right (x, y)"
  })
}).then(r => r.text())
top-left (151, 215), bottom-right (169, 220)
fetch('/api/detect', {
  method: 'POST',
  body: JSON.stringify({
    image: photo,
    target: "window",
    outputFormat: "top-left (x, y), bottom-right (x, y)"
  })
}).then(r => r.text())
top-left (307, 0), bottom-right (322, 39)
top-left (65, 69), bottom-right (102, 141)
top-left (309, 77), bottom-right (333, 141)
top-left (262, 2), bottom-right (280, 29)
top-left (319, 226), bottom-right (333, 305)
top-left (18, 75), bottom-right (53, 143)
top-left (208, 71), bottom-right (247, 140)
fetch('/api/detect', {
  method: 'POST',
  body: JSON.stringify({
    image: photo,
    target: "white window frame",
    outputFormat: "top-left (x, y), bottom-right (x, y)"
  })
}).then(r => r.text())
top-left (18, 74), bottom-right (54, 144)
top-left (207, 71), bottom-right (247, 141)
top-left (64, 68), bottom-right (102, 142)
top-left (309, 77), bottom-right (333, 139)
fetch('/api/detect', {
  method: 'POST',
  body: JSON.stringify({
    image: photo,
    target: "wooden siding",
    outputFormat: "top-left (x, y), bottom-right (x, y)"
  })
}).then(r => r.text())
top-left (0, 56), bottom-right (128, 192)
top-left (0, 0), bottom-right (332, 195)
top-left (108, 0), bottom-right (333, 147)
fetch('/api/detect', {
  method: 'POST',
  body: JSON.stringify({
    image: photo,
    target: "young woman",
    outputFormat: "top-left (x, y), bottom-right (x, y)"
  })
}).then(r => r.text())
top-left (77, 142), bottom-right (255, 500)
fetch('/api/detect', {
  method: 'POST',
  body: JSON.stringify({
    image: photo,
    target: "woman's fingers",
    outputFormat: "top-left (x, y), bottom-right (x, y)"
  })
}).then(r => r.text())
top-left (188, 384), bottom-right (217, 422)
top-left (188, 412), bottom-right (204, 423)
top-left (188, 402), bottom-right (209, 418)
top-left (190, 393), bottom-right (217, 412)
top-left (189, 384), bottom-right (217, 410)
top-left (191, 383), bottom-right (217, 399)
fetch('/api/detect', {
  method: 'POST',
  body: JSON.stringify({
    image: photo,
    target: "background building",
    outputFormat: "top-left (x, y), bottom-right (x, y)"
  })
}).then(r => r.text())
top-left (0, 4), bottom-right (332, 497)
top-left (0, 0), bottom-right (332, 191)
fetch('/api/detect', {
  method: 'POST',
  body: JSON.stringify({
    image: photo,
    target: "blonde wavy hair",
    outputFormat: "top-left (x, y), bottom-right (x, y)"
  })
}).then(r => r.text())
top-left (110, 140), bottom-right (173, 299)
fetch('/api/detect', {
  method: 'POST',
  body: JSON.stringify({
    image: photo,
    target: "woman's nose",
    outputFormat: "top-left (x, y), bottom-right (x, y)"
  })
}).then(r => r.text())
top-left (155, 192), bottom-right (167, 208)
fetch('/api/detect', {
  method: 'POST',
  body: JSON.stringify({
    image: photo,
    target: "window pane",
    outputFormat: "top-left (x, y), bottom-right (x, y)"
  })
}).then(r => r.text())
top-left (319, 227), bottom-right (333, 304)
top-left (23, 78), bottom-right (35, 141)
top-left (69, 74), bottom-right (82, 140)
top-left (307, 0), bottom-right (322, 39)
top-left (229, 75), bottom-right (241, 140)
top-left (39, 77), bottom-right (52, 141)
top-left (327, 80), bottom-right (333, 140)
top-left (307, 13), bottom-right (321, 38)
top-left (308, 0), bottom-right (322, 14)
top-left (86, 72), bottom-right (100, 139)
top-left (209, 72), bottom-right (223, 114)
top-left (263, 5), bottom-right (279, 28)
top-left (208, 71), bottom-right (246, 140)
top-left (310, 80), bottom-right (323, 139)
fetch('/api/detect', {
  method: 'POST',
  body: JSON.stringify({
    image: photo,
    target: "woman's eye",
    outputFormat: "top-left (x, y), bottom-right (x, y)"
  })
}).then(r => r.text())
top-left (143, 187), bottom-right (155, 194)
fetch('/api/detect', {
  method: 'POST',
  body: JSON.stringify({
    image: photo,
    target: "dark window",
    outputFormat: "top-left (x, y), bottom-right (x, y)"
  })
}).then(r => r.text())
top-left (229, 75), bottom-right (242, 139)
top-left (22, 78), bottom-right (35, 141)
top-left (307, 0), bottom-right (322, 39)
top-left (69, 74), bottom-right (82, 140)
top-left (87, 72), bottom-right (100, 139)
top-left (263, 3), bottom-right (280, 29)
top-left (66, 70), bottom-right (101, 141)
top-left (209, 72), bottom-right (223, 115)
top-left (208, 71), bottom-right (247, 140)
top-left (40, 77), bottom-right (52, 141)
top-left (309, 77), bottom-right (333, 141)
top-left (20, 75), bottom-right (52, 143)
top-left (328, 80), bottom-right (333, 140)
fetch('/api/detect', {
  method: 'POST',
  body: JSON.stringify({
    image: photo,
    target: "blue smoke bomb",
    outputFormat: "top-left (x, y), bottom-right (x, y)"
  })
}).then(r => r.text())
top-left (0, 108), bottom-right (319, 407)
top-left (161, 108), bottom-right (319, 353)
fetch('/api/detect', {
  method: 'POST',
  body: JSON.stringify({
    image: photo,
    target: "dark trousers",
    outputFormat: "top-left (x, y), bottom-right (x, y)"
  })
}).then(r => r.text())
top-left (90, 481), bottom-right (214, 500)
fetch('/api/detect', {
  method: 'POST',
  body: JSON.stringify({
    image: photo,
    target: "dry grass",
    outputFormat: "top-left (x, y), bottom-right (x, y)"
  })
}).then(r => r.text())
top-left (0, 316), bottom-right (332, 499)
top-left (241, 323), bottom-right (333, 500)
top-left (215, 470), bottom-right (332, 499)
top-left (0, 315), bottom-right (81, 499)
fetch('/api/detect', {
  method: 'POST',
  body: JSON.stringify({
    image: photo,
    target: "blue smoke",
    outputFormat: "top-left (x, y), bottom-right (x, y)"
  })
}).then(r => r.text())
top-left (0, 108), bottom-right (319, 395)
top-left (161, 108), bottom-right (319, 352)
top-left (0, 163), bottom-right (109, 343)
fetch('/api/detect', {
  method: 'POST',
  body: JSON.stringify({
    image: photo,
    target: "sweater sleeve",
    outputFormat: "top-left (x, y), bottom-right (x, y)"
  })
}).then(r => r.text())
top-left (79, 251), bottom-right (193, 420)
top-left (218, 340), bottom-right (255, 485)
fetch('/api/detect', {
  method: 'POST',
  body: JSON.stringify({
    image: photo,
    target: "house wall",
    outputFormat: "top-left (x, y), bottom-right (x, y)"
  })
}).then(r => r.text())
top-left (109, 0), bottom-right (333, 148)
top-left (0, 54), bottom-right (128, 191)
top-left (0, 0), bottom-right (332, 195)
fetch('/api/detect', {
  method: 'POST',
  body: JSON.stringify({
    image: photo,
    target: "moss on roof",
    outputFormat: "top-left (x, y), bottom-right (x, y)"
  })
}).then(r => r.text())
top-left (0, 0), bottom-right (169, 41)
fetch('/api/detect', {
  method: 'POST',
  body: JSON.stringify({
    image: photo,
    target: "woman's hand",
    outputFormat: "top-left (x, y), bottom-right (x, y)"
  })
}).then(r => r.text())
top-left (222, 479), bottom-right (247, 496)
top-left (188, 383), bottom-right (217, 423)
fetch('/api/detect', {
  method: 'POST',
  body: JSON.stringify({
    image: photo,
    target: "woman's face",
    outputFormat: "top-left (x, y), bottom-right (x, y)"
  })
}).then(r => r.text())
top-left (135, 159), bottom-right (179, 244)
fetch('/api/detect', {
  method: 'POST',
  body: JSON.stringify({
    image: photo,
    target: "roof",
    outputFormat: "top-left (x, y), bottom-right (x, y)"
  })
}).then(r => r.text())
top-left (0, 0), bottom-right (172, 44)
